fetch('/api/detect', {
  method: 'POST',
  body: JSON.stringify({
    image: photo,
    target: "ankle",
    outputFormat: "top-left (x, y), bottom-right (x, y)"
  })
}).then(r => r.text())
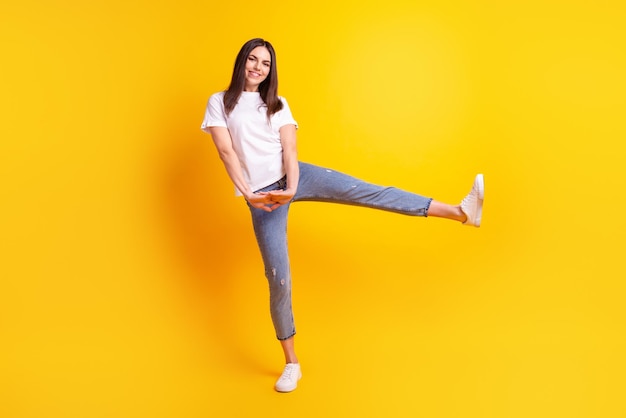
top-left (457, 205), bottom-right (468, 223)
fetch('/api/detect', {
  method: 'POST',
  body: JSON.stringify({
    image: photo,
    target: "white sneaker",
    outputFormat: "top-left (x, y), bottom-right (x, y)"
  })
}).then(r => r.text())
top-left (460, 174), bottom-right (484, 227)
top-left (274, 363), bottom-right (302, 393)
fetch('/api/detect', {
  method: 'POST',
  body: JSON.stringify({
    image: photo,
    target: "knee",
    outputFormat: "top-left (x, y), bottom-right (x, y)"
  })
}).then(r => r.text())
top-left (266, 266), bottom-right (291, 290)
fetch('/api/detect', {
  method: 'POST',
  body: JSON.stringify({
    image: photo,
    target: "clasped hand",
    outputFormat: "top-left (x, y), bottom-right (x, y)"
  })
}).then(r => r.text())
top-left (246, 189), bottom-right (295, 212)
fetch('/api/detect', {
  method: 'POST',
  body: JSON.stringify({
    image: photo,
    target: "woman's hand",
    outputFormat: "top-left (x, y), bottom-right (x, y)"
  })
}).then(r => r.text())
top-left (245, 192), bottom-right (275, 212)
top-left (246, 189), bottom-right (296, 212)
top-left (267, 189), bottom-right (296, 208)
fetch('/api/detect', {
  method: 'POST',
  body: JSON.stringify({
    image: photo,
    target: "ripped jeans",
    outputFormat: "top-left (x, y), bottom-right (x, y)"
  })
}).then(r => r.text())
top-left (248, 162), bottom-right (433, 340)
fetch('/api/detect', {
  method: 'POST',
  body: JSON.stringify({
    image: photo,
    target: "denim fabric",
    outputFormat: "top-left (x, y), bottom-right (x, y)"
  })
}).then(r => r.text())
top-left (248, 162), bottom-right (433, 340)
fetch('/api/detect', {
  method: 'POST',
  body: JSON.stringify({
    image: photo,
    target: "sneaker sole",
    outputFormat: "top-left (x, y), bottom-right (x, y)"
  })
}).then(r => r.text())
top-left (475, 174), bottom-right (484, 200)
top-left (474, 174), bottom-right (484, 227)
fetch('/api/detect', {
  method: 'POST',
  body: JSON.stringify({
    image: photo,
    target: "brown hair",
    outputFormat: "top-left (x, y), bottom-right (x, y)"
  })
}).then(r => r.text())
top-left (223, 38), bottom-right (283, 119)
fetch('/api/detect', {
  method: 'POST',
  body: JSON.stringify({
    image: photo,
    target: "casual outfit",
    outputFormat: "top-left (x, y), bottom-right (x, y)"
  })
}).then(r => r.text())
top-left (202, 90), bottom-right (434, 339)
top-left (201, 91), bottom-right (483, 392)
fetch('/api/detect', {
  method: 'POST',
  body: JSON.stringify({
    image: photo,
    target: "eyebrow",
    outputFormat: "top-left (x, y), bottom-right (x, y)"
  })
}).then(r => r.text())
top-left (250, 54), bottom-right (271, 64)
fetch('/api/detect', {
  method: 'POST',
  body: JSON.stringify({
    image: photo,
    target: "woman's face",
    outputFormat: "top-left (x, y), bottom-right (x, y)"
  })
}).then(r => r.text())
top-left (244, 46), bottom-right (271, 92)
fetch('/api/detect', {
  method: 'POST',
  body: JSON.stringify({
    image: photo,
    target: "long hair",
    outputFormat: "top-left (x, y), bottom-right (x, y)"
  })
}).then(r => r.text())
top-left (223, 38), bottom-right (283, 119)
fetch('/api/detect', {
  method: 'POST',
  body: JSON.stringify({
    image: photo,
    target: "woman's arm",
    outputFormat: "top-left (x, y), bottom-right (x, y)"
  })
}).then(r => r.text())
top-left (268, 124), bottom-right (299, 208)
top-left (208, 126), bottom-right (274, 212)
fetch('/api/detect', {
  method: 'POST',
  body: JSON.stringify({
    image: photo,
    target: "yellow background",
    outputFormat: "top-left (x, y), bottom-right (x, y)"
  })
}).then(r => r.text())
top-left (2, 1), bottom-right (625, 417)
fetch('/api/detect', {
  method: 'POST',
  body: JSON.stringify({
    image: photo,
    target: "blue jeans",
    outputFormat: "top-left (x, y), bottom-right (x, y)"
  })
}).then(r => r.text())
top-left (248, 162), bottom-right (433, 340)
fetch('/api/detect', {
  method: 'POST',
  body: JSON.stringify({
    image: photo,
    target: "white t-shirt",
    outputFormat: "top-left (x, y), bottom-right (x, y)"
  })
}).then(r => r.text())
top-left (201, 91), bottom-right (298, 195)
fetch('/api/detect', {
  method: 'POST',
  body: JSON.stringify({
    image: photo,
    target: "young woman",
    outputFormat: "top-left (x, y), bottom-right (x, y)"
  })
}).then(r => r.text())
top-left (201, 38), bottom-right (484, 393)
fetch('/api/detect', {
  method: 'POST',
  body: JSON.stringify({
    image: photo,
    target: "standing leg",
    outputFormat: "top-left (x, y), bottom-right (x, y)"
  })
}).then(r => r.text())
top-left (248, 202), bottom-right (296, 342)
top-left (248, 179), bottom-right (302, 392)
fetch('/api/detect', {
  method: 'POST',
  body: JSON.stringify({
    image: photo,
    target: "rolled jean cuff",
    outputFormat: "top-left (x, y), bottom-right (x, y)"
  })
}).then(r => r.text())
top-left (423, 197), bottom-right (433, 216)
top-left (277, 331), bottom-right (296, 341)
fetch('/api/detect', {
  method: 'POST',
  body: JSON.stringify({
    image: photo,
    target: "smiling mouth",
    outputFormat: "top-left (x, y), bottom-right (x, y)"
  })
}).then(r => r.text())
top-left (248, 71), bottom-right (262, 77)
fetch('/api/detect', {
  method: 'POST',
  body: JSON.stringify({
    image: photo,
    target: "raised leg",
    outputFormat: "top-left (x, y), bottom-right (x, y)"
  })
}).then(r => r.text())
top-left (294, 162), bottom-right (433, 216)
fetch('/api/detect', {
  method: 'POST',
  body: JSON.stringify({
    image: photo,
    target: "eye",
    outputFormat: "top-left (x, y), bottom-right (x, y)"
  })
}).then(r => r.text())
top-left (263, 62), bottom-right (270, 68)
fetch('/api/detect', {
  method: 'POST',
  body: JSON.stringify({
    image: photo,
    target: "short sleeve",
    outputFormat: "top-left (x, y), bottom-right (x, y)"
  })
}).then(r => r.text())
top-left (275, 97), bottom-right (298, 130)
top-left (201, 92), bottom-right (228, 133)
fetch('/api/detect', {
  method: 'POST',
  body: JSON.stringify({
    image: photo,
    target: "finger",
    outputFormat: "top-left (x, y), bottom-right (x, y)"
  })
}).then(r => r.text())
top-left (268, 190), bottom-right (287, 197)
top-left (252, 202), bottom-right (273, 212)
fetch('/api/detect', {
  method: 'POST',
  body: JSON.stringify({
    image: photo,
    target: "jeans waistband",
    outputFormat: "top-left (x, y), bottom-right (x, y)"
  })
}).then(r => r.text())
top-left (255, 175), bottom-right (287, 193)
